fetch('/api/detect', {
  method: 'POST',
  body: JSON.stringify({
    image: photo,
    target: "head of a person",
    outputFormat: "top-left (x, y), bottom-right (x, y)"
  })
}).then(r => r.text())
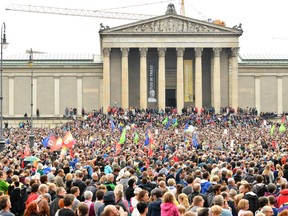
top-left (237, 199), bottom-right (249, 211)
top-left (210, 205), bottom-right (222, 216)
top-left (84, 190), bottom-right (93, 201)
top-left (137, 201), bottom-right (148, 215)
top-left (149, 90), bottom-right (155, 98)
top-left (137, 190), bottom-right (149, 202)
top-left (0, 195), bottom-right (11, 210)
top-left (213, 195), bottom-right (224, 207)
top-left (151, 188), bottom-right (162, 199)
top-left (258, 197), bottom-right (268, 208)
top-left (163, 191), bottom-right (176, 204)
top-left (63, 194), bottom-right (75, 207)
top-left (102, 205), bottom-right (120, 216)
top-left (261, 206), bottom-right (274, 216)
top-left (198, 208), bottom-right (209, 216)
top-left (76, 202), bottom-right (89, 216)
top-left (56, 187), bottom-right (67, 197)
top-left (96, 189), bottom-right (105, 201)
top-left (104, 191), bottom-right (116, 205)
top-left (192, 195), bottom-right (204, 207)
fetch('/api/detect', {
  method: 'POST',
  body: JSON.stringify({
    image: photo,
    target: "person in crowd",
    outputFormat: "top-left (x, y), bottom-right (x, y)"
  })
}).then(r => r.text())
top-left (161, 191), bottom-right (180, 216)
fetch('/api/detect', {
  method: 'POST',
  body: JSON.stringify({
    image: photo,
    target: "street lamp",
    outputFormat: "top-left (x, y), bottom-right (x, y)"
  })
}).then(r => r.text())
top-left (26, 49), bottom-right (44, 149)
top-left (0, 22), bottom-right (8, 152)
top-left (27, 49), bottom-right (34, 149)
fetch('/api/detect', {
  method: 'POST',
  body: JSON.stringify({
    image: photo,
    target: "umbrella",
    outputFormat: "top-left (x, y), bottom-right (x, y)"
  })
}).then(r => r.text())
top-left (24, 156), bottom-right (40, 162)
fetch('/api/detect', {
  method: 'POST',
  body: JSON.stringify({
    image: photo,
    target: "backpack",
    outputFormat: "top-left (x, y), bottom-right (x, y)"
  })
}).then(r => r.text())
top-left (254, 184), bottom-right (267, 197)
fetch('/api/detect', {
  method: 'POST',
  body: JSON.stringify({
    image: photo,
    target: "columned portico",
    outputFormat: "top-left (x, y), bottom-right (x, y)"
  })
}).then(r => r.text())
top-left (102, 48), bottom-right (111, 113)
top-left (212, 48), bottom-right (222, 113)
top-left (121, 48), bottom-right (129, 109)
top-left (176, 48), bottom-right (185, 113)
top-left (194, 48), bottom-right (203, 110)
top-left (139, 48), bottom-right (148, 109)
top-left (158, 48), bottom-right (166, 110)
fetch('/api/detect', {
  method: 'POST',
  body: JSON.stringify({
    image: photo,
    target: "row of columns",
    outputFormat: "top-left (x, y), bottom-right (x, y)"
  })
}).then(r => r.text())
top-left (102, 47), bottom-right (240, 114)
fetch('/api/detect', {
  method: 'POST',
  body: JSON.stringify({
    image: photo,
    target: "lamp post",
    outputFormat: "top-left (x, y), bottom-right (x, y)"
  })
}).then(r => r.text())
top-left (27, 49), bottom-right (34, 149)
top-left (26, 49), bottom-right (44, 149)
top-left (0, 23), bottom-right (8, 152)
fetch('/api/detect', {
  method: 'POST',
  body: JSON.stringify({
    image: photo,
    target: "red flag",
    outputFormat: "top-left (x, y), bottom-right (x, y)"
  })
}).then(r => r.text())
top-left (282, 115), bottom-right (286, 123)
top-left (69, 148), bottom-right (74, 158)
top-left (63, 131), bottom-right (76, 149)
top-left (50, 137), bottom-right (63, 151)
top-left (23, 144), bottom-right (31, 157)
top-left (48, 135), bottom-right (56, 148)
top-left (271, 141), bottom-right (277, 149)
top-left (115, 143), bottom-right (121, 155)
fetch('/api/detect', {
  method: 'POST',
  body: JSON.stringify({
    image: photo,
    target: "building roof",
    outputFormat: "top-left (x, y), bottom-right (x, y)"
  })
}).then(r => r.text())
top-left (240, 52), bottom-right (288, 61)
top-left (4, 53), bottom-right (96, 60)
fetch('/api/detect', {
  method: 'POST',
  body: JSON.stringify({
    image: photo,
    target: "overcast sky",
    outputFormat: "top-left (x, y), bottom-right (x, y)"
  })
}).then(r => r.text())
top-left (1, 0), bottom-right (288, 56)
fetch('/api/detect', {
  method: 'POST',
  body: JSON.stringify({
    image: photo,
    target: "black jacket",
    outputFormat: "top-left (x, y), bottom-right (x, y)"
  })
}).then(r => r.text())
top-left (243, 192), bottom-right (259, 214)
top-left (10, 187), bottom-right (25, 216)
top-left (147, 198), bottom-right (162, 216)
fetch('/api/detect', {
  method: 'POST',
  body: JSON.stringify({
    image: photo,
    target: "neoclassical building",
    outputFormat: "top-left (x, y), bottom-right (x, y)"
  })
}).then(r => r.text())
top-left (2, 4), bottom-right (288, 117)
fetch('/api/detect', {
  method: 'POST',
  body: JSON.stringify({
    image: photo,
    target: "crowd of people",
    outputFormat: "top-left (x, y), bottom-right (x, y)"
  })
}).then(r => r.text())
top-left (0, 106), bottom-right (288, 216)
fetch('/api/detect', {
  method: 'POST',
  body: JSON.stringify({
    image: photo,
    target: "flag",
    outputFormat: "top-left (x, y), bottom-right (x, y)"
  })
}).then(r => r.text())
top-left (192, 136), bottom-right (199, 148)
top-left (115, 142), bottom-right (121, 155)
top-left (165, 120), bottom-right (170, 129)
top-left (172, 118), bottom-right (178, 127)
top-left (162, 117), bottom-right (168, 125)
top-left (110, 120), bottom-right (115, 131)
top-left (279, 123), bottom-right (286, 133)
top-left (60, 145), bottom-right (68, 158)
top-left (42, 133), bottom-right (52, 148)
top-left (148, 145), bottom-right (153, 157)
top-left (144, 130), bottom-right (149, 146)
top-left (63, 131), bottom-right (76, 148)
top-left (184, 122), bottom-right (189, 131)
top-left (134, 132), bottom-right (139, 144)
top-left (24, 143), bottom-right (31, 157)
top-left (271, 141), bottom-right (277, 149)
top-left (119, 129), bottom-right (126, 144)
top-left (282, 115), bottom-right (286, 123)
top-left (50, 137), bottom-right (63, 151)
top-left (270, 125), bottom-right (275, 135)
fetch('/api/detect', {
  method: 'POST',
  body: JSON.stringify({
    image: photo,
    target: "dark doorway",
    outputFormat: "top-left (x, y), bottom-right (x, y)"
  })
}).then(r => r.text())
top-left (166, 89), bottom-right (176, 108)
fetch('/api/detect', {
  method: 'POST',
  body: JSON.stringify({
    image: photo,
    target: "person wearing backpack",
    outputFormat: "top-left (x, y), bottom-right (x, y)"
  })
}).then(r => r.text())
top-left (252, 175), bottom-right (267, 197)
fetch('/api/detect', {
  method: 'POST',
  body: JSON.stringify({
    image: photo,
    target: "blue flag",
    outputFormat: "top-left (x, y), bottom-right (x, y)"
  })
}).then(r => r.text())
top-left (184, 122), bottom-right (189, 131)
top-left (144, 130), bottom-right (149, 146)
top-left (165, 120), bottom-right (170, 129)
top-left (192, 136), bottom-right (199, 148)
top-left (110, 120), bottom-right (115, 132)
top-left (42, 133), bottom-right (51, 148)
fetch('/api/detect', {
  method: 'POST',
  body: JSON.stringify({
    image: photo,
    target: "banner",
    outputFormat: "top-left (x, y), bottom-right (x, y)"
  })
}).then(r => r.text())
top-left (184, 60), bottom-right (193, 102)
top-left (147, 60), bottom-right (157, 102)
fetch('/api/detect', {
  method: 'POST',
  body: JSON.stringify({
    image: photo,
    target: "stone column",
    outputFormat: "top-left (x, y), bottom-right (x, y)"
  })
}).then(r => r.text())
top-left (77, 76), bottom-right (83, 116)
top-left (230, 47), bottom-right (240, 111)
top-left (33, 77), bottom-right (37, 115)
top-left (8, 76), bottom-right (14, 116)
top-left (277, 75), bottom-right (283, 115)
top-left (121, 48), bottom-right (129, 109)
top-left (254, 75), bottom-right (261, 113)
top-left (139, 48), bottom-right (148, 109)
top-left (102, 48), bottom-right (111, 114)
top-left (212, 48), bottom-right (222, 114)
top-left (194, 48), bottom-right (203, 110)
top-left (54, 76), bottom-right (60, 116)
top-left (158, 48), bottom-right (166, 110)
top-left (176, 48), bottom-right (185, 114)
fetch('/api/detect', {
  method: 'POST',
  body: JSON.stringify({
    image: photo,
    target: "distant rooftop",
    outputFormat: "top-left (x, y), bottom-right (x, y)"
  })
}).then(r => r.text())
top-left (4, 53), bottom-right (102, 62)
top-left (240, 52), bottom-right (288, 61)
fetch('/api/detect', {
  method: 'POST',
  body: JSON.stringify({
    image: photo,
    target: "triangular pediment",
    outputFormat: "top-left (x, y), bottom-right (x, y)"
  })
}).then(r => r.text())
top-left (100, 14), bottom-right (243, 36)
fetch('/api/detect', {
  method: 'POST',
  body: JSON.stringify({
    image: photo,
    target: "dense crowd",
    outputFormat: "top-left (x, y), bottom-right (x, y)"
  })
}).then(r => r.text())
top-left (0, 106), bottom-right (288, 216)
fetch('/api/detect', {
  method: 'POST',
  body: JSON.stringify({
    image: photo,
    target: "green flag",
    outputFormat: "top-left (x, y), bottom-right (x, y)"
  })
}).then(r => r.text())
top-left (162, 117), bottom-right (168, 125)
top-left (279, 124), bottom-right (286, 133)
top-left (173, 119), bottom-right (178, 127)
top-left (134, 132), bottom-right (139, 144)
top-left (270, 124), bottom-right (275, 135)
top-left (119, 129), bottom-right (126, 144)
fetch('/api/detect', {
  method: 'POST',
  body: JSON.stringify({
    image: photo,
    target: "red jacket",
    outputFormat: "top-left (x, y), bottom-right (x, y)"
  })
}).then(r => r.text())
top-left (278, 189), bottom-right (288, 207)
top-left (26, 192), bottom-right (39, 207)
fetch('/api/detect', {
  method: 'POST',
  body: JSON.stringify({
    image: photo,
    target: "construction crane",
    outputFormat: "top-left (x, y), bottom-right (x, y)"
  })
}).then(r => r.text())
top-left (5, 1), bottom-right (172, 21)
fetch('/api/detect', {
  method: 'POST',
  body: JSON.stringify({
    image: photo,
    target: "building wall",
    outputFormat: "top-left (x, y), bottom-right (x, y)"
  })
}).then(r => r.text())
top-left (283, 77), bottom-right (288, 112)
top-left (238, 76), bottom-right (255, 108)
top-left (260, 76), bottom-right (277, 112)
top-left (59, 77), bottom-right (77, 114)
top-left (83, 76), bottom-right (101, 111)
top-left (220, 49), bottom-right (229, 107)
top-left (15, 76), bottom-right (30, 116)
top-left (128, 49), bottom-right (140, 107)
top-left (37, 77), bottom-right (54, 116)
top-left (110, 49), bottom-right (121, 107)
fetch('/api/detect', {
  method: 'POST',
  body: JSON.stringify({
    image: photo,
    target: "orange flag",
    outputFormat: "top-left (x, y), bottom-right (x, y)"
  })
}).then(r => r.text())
top-left (115, 142), bottom-right (121, 155)
top-left (63, 131), bottom-right (76, 149)
top-left (50, 137), bottom-right (63, 151)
